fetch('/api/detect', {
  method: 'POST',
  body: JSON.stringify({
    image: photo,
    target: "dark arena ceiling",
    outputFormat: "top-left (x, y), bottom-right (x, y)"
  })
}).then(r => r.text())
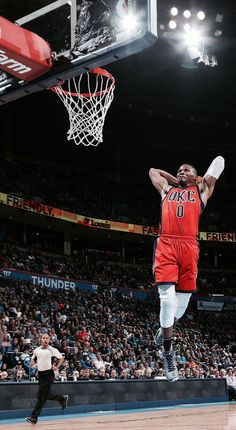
top-left (0, 0), bottom-right (235, 176)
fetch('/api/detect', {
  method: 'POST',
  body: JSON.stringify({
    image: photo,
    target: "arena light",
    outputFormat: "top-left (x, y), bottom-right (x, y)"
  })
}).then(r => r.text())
top-left (184, 23), bottom-right (191, 32)
top-left (160, 5), bottom-right (219, 68)
top-left (120, 13), bottom-right (139, 32)
top-left (214, 29), bottom-right (222, 37)
top-left (185, 30), bottom-right (201, 47)
top-left (198, 53), bottom-right (218, 67)
top-left (170, 7), bottom-right (178, 16)
top-left (183, 10), bottom-right (191, 19)
top-left (215, 14), bottom-right (223, 23)
top-left (168, 20), bottom-right (177, 29)
top-left (197, 11), bottom-right (205, 21)
top-left (187, 40), bottom-right (218, 68)
top-left (187, 46), bottom-right (201, 60)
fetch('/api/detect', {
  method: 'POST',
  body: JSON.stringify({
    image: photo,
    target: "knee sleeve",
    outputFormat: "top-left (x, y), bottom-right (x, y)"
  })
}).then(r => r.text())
top-left (175, 292), bottom-right (192, 320)
top-left (159, 284), bottom-right (177, 328)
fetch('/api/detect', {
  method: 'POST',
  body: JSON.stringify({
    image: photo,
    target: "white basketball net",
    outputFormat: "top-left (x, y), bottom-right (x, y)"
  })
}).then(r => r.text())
top-left (52, 68), bottom-right (115, 146)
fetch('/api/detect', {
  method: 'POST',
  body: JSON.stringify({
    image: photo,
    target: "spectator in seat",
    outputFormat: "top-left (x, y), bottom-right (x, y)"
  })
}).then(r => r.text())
top-left (226, 367), bottom-right (236, 401)
top-left (76, 326), bottom-right (90, 344)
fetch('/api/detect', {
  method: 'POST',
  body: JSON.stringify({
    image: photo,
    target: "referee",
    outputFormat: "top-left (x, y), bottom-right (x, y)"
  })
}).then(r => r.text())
top-left (26, 333), bottom-right (69, 424)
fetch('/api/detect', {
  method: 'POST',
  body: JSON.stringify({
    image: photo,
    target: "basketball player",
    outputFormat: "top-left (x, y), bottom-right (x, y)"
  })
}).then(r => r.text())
top-left (25, 333), bottom-right (68, 424)
top-left (149, 156), bottom-right (225, 382)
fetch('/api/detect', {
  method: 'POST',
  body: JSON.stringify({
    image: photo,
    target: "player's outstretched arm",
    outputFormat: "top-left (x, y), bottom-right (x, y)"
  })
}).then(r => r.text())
top-left (149, 168), bottom-right (178, 195)
top-left (201, 156), bottom-right (225, 200)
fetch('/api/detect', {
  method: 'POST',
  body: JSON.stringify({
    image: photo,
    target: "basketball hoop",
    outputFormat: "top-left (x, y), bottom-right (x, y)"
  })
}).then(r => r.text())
top-left (50, 68), bottom-right (115, 146)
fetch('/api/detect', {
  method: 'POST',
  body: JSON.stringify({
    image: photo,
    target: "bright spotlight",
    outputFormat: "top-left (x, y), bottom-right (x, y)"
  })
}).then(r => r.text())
top-left (121, 13), bottom-right (139, 32)
top-left (188, 46), bottom-right (201, 60)
top-left (185, 30), bottom-right (201, 46)
top-left (183, 10), bottom-right (191, 19)
top-left (170, 7), bottom-right (178, 16)
top-left (184, 23), bottom-right (191, 32)
top-left (197, 11), bottom-right (205, 20)
top-left (169, 20), bottom-right (177, 29)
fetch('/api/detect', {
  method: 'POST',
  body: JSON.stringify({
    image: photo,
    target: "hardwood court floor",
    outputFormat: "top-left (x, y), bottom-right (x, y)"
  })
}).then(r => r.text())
top-left (1, 403), bottom-right (236, 430)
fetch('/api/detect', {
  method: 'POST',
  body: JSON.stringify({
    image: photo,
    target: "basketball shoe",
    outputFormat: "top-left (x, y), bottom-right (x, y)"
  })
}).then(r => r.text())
top-left (161, 349), bottom-right (179, 382)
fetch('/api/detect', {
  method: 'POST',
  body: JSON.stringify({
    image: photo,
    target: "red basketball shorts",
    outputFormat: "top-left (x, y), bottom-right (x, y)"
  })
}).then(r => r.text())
top-left (153, 235), bottom-right (200, 292)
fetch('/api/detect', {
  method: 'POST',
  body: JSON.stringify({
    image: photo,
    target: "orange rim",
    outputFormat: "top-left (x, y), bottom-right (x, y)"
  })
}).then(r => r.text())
top-left (49, 68), bottom-right (115, 98)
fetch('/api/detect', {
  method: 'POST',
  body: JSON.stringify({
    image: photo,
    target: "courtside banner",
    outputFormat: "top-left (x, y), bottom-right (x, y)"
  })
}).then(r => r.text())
top-left (1, 269), bottom-right (235, 304)
top-left (1, 192), bottom-right (236, 241)
top-left (1, 269), bottom-right (99, 292)
top-left (197, 301), bottom-right (224, 312)
top-left (77, 214), bottom-right (145, 234)
top-left (198, 231), bottom-right (236, 242)
top-left (1, 269), bottom-right (149, 301)
top-left (0, 193), bottom-right (78, 223)
top-left (0, 192), bottom-right (147, 234)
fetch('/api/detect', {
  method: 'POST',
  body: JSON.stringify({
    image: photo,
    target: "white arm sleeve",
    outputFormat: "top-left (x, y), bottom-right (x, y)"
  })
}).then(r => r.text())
top-left (205, 156), bottom-right (225, 179)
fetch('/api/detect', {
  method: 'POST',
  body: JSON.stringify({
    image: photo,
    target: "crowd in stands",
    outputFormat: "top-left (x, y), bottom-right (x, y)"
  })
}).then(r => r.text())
top-left (0, 277), bottom-right (236, 390)
top-left (1, 242), bottom-right (236, 295)
top-left (0, 156), bottom-right (234, 230)
top-left (197, 268), bottom-right (236, 295)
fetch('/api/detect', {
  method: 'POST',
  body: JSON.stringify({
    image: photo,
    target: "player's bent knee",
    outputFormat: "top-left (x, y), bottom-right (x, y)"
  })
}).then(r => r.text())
top-left (158, 284), bottom-right (177, 328)
top-left (158, 284), bottom-right (176, 299)
top-left (175, 292), bottom-right (192, 320)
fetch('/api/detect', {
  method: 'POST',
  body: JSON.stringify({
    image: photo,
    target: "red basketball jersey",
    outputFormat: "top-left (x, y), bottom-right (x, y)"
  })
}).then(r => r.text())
top-left (160, 185), bottom-right (204, 237)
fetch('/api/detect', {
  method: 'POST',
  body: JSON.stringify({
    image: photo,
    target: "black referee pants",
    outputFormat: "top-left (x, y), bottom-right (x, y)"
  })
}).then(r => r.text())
top-left (31, 369), bottom-right (64, 418)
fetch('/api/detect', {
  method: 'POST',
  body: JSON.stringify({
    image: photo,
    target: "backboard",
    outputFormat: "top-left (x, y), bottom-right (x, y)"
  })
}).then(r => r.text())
top-left (0, 0), bottom-right (158, 105)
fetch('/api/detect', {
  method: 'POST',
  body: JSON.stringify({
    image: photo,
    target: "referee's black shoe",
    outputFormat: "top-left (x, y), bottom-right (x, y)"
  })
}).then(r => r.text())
top-left (61, 394), bottom-right (69, 410)
top-left (25, 416), bottom-right (38, 424)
